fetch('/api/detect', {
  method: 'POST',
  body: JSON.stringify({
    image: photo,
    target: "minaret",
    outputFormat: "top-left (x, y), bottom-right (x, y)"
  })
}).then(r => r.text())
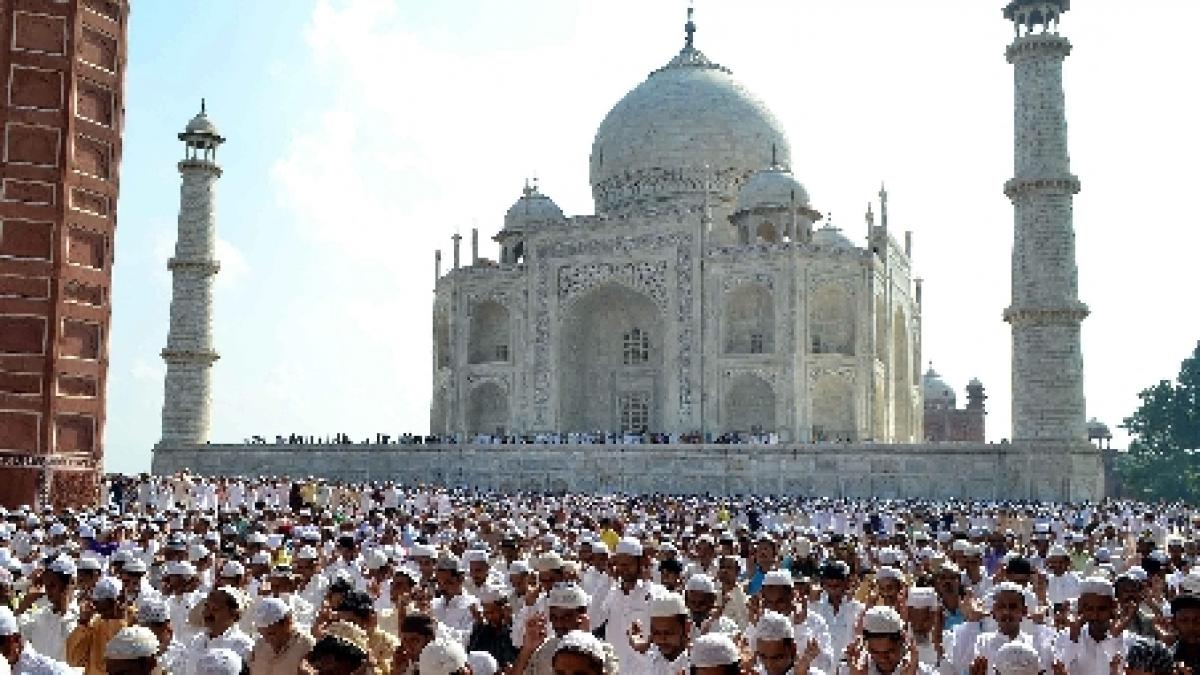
top-left (159, 102), bottom-right (224, 446)
top-left (1002, 1), bottom-right (1088, 444)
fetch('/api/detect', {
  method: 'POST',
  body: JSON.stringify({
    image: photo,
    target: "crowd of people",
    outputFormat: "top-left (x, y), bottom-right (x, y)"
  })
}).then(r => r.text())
top-left (1, 472), bottom-right (1198, 675)
top-left (236, 432), bottom-right (795, 448)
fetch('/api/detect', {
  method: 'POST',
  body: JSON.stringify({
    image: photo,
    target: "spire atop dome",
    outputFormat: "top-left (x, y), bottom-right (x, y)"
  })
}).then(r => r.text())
top-left (685, 4), bottom-right (696, 50)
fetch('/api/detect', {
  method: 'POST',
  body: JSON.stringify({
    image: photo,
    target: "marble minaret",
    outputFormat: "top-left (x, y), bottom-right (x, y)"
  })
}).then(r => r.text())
top-left (160, 102), bottom-right (223, 446)
top-left (1002, 1), bottom-right (1088, 445)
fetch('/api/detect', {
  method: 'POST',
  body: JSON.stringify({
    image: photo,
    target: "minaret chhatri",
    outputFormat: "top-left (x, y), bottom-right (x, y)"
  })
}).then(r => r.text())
top-left (1002, 1), bottom-right (1089, 445)
top-left (160, 102), bottom-right (224, 446)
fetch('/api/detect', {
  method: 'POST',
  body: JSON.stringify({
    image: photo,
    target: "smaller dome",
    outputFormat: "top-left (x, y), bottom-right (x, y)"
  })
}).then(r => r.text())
top-left (1086, 417), bottom-right (1112, 439)
top-left (735, 165), bottom-right (810, 212)
top-left (503, 182), bottom-right (564, 231)
top-left (923, 366), bottom-right (956, 407)
top-left (185, 112), bottom-right (219, 136)
top-left (812, 223), bottom-right (855, 250)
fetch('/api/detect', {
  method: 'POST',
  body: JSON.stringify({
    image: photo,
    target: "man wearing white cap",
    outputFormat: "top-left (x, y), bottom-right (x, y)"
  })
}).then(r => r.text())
top-left (752, 570), bottom-right (831, 673)
top-left (181, 587), bottom-right (255, 675)
top-left (594, 537), bottom-right (655, 668)
top-left (903, 587), bottom-right (950, 672)
top-left (67, 576), bottom-right (129, 675)
top-left (136, 596), bottom-right (186, 675)
top-left (812, 562), bottom-right (864, 665)
top-left (625, 592), bottom-right (691, 674)
top-left (511, 583), bottom-right (617, 675)
top-left (16, 556), bottom-right (79, 663)
top-left (249, 596), bottom-right (314, 675)
top-left (164, 560), bottom-right (204, 644)
top-left (1052, 578), bottom-right (1135, 675)
top-left (431, 555), bottom-right (480, 644)
top-left (103, 626), bottom-right (159, 675)
top-left (1045, 546), bottom-right (1081, 611)
top-left (846, 606), bottom-right (933, 675)
top-left (682, 574), bottom-right (740, 639)
top-left (0, 605), bottom-right (74, 674)
top-left (195, 647), bottom-right (243, 675)
top-left (753, 610), bottom-right (822, 675)
top-left (950, 583), bottom-right (1053, 675)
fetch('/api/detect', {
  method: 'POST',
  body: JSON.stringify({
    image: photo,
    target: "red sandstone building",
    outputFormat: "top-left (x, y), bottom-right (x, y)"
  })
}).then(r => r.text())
top-left (923, 365), bottom-right (986, 443)
top-left (0, 0), bottom-right (127, 508)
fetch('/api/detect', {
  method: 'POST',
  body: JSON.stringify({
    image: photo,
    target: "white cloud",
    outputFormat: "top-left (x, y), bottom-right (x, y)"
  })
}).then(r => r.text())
top-left (215, 238), bottom-right (248, 290)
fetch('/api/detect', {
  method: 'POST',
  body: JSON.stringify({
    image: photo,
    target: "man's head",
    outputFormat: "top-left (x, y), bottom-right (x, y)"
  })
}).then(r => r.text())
top-left (648, 593), bottom-right (691, 661)
top-left (103, 626), bottom-right (160, 675)
top-left (1170, 594), bottom-right (1200, 644)
top-left (547, 584), bottom-right (590, 637)
top-left (0, 606), bottom-right (23, 664)
top-left (307, 630), bottom-right (368, 675)
top-left (398, 613), bottom-right (437, 665)
top-left (755, 611), bottom-right (797, 675)
top-left (611, 538), bottom-right (643, 585)
top-left (203, 587), bottom-right (244, 637)
top-left (761, 571), bottom-right (796, 614)
top-left (861, 607), bottom-right (907, 675)
top-left (990, 584), bottom-right (1028, 636)
top-left (904, 587), bottom-right (940, 635)
top-left (255, 598), bottom-right (294, 651)
top-left (1077, 579), bottom-right (1117, 639)
top-left (418, 638), bottom-right (471, 675)
top-left (819, 561), bottom-right (851, 601)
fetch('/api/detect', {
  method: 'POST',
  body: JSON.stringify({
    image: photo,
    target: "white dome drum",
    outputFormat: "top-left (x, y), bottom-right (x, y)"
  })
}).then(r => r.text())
top-left (589, 41), bottom-right (791, 216)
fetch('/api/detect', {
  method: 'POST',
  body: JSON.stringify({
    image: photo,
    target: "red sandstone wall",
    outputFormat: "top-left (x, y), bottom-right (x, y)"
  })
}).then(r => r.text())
top-left (0, 0), bottom-right (127, 509)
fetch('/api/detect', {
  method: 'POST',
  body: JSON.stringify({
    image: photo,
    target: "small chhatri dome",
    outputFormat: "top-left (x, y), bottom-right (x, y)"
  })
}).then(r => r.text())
top-left (735, 160), bottom-right (810, 212)
top-left (184, 99), bottom-right (220, 136)
top-left (503, 180), bottom-right (564, 231)
top-left (923, 365), bottom-right (956, 407)
top-left (811, 219), bottom-right (855, 250)
top-left (590, 8), bottom-right (790, 216)
top-left (1086, 417), bottom-right (1112, 440)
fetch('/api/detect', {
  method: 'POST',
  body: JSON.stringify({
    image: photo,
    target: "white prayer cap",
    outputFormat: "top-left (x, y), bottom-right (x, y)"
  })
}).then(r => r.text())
top-left (1047, 544), bottom-right (1069, 558)
top-left (557, 629), bottom-right (609, 665)
top-left (216, 586), bottom-right (249, 612)
top-left (963, 543), bottom-right (983, 557)
top-left (189, 544), bottom-right (211, 561)
top-left (906, 587), bottom-right (939, 609)
top-left (248, 551), bottom-right (270, 566)
top-left (862, 606), bottom-right (905, 635)
top-left (418, 638), bottom-right (468, 675)
top-left (756, 610), bottom-right (795, 641)
top-left (196, 648), bottom-right (243, 675)
top-left (124, 558), bottom-right (148, 574)
top-left (691, 633), bottom-right (741, 667)
top-left (794, 539), bottom-right (812, 557)
top-left (589, 541), bottom-right (610, 555)
top-left (876, 566), bottom-right (904, 582)
top-left (878, 548), bottom-right (900, 565)
top-left (79, 525), bottom-right (95, 539)
top-left (762, 569), bottom-right (793, 587)
top-left (137, 597), bottom-right (170, 625)
top-left (78, 555), bottom-right (102, 571)
top-left (992, 581), bottom-right (1028, 599)
top-left (1079, 577), bottom-right (1115, 598)
top-left (951, 540), bottom-right (969, 553)
top-left (409, 544), bottom-right (436, 559)
top-left (364, 549), bottom-right (390, 571)
top-left (246, 532), bottom-right (267, 545)
top-left (105, 626), bottom-right (159, 660)
top-left (48, 523), bottom-right (67, 537)
top-left (649, 592), bottom-right (688, 618)
top-left (685, 574), bottom-right (718, 595)
top-left (477, 584), bottom-right (506, 604)
top-left (220, 561), bottom-right (244, 577)
top-left (535, 552), bottom-right (564, 572)
top-left (92, 576), bottom-right (122, 601)
top-left (48, 556), bottom-right (76, 577)
top-left (1179, 573), bottom-right (1200, 596)
top-left (508, 560), bottom-right (531, 575)
top-left (547, 583), bottom-right (590, 609)
top-left (254, 597), bottom-right (291, 627)
top-left (614, 537), bottom-right (643, 557)
top-left (0, 607), bottom-right (16, 635)
top-left (468, 651), bottom-right (498, 675)
top-left (463, 549), bottom-right (488, 564)
top-left (1126, 566), bottom-right (1149, 582)
top-left (165, 561), bottom-right (197, 577)
top-left (295, 545), bottom-right (318, 561)
top-left (993, 641), bottom-right (1041, 675)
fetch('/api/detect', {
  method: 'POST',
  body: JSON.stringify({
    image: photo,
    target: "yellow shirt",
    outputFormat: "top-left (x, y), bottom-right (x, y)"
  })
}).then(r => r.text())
top-left (368, 628), bottom-right (399, 675)
top-left (66, 616), bottom-right (127, 675)
top-left (600, 529), bottom-right (620, 551)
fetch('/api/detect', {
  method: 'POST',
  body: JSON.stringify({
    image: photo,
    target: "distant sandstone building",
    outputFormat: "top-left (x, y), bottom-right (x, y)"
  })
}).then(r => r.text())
top-left (430, 12), bottom-right (924, 443)
top-left (0, 0), bottom-right (128, 508)
top-left (922, 366), bottom-right (986, 443)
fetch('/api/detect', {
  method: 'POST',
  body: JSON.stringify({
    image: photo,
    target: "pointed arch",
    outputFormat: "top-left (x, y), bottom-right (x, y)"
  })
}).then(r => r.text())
top-left (724, 282), bottom-right (774, 355)
top-left (724, 374), bottom-right (776, 434)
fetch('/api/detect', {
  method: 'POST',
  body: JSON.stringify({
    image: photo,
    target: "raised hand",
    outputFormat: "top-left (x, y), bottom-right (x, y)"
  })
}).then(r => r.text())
top-left (846, 640), bottom-right (869, 675)
top-left (962, 590), bottom-right (985, 622)
top-left (627, 621), bottom-right (651, 654)
top-left (522, 611), bottom-right (547, 651)
top-left (900, 640), bottom-right (920, 675)
top-left (969, 656), bottom-right (989, 675)
top-left (1052, 660), bottom-right (1069, 675)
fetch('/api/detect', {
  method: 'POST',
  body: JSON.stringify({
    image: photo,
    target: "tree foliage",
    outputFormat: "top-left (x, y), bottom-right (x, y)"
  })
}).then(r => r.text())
top-left (1118, 341), bottom-right (1200, 502)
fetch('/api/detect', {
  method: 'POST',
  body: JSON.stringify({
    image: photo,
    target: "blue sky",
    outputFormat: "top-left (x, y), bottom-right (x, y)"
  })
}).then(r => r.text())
top-left (106, 1), bottom-right (1200, 474)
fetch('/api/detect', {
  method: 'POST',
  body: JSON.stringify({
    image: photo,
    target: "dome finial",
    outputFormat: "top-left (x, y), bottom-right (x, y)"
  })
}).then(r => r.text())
top-left (771, 143), bottom-right (777, 167)
top-left (684, 2), bottom-right (696, 50)
top-left (201, 98), bottom-right (206, 115)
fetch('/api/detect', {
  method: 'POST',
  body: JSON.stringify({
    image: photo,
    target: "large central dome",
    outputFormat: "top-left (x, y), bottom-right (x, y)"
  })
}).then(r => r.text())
top-left (589, 27), bottom-right (791, 217)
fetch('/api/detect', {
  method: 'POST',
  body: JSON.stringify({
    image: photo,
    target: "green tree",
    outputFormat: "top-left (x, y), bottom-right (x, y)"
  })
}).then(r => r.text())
top-left (1118, 341), bottom-right (1200, 501)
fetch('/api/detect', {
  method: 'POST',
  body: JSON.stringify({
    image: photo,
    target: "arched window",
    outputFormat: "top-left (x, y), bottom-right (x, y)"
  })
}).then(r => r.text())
top-left (619, 392), bottom-right (650, 433)
top-left (622, 328), bottom-right (649, 365)
top-left (756, 221), bottom-right (777, 243)
top-left (724, 283), bottom-right (774, 355)
top-left (810, 286), bottom-right (855, 355)
top-left (468, 301), bottom-right (510, 364)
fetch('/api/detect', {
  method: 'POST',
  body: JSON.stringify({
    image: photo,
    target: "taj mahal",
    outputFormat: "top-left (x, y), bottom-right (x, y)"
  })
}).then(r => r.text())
top-left (152, 1), bottom-right (1105, 501)
top-left (429, 11), bottom-right (921, 443)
